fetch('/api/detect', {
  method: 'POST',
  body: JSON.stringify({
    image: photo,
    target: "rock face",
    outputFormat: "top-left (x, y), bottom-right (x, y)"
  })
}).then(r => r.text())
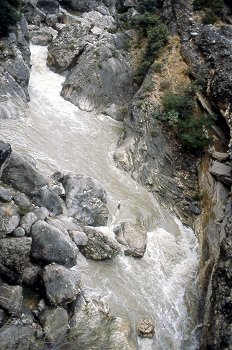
top-left (47, 9), bottom-right (133, 118)
top-left (80, 226), bottom-right (119, 260)
top-left (63, 174), bottom-right (109, 226)
top-left (1, 152), bottom-right (48, 196)
top-left (31, 220), bottom-right (78, 266)
top-left (0, 237), bottom-right (32, 284)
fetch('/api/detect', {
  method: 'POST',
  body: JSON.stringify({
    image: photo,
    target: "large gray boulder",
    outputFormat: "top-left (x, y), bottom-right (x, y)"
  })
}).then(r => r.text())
top-left (1, 153), bottom-right (48, 196)
top-left (0, 237), bottom-right (32, 284)
top-left (42, 263), bottom-right (81, 305)
top-left (61, 33), bottom-right (133, 116)
top-left (63, 174), bottom-right (109, 226)
top-left (39, 307), bottom-right (69, 341)
top-left (114, 221), bottom-right (147, 257)
top-left (0, 203), bottom-right (20, 238)
top-left (31, 220), bottom-right (77, 266)
top-left (0, 281), bottom-right (22, 315)
top-left (80, 226), bottom-right (119, 260)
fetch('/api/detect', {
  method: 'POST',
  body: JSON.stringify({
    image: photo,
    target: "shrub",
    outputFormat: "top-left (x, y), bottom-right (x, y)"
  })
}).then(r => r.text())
top-left (0, 0), bottom-right (22, 35)
top-left (154, 89), bottom-right (216, 151)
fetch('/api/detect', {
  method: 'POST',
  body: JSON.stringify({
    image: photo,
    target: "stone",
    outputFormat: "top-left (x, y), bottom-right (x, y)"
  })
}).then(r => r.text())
top-left (62, 174), bottom-right (109, 226)
top-left (0, 203), bottom-right (20, 238)
top-left (33, 207), bottom-right (49, 221)
top-left (31, 220), bottom-right (77, 266)
top-left (22, 262), bottom-right (41, 286)
top-left (30, 31), bottom-right (53, 46)
top-left (13, 227), bottom-right (26, 237)
top-left (70, 230), bottom-right (88, 246)
top-left (212, 151), bottom-right (228, 162)
top-left (1, 152), bottom-right (48, 196)
top-left (0, 324), bottom-right (35, 350)
top-left (31, 187), bottom-right (63, 216)
top-left (20, 212), bottom-right (38, 234)
top-left (39, 307), bottom-right (69, 341)
top-left (137, 318), bottom-right (155, 338)
top-left (80, 226), bottom-right (119, 260)
top-left (13, 192), bottom-right (32, 211)
top-left (45, 14), bottom-right (58, 27)
top-left (209, 161), bottom-right (232, 185)
top-left (0, 281), bottom-right (22, 315)
top-left (0, 187), bottom-right (13, 202)
top-left (45, 218), bottom-right (69, 236)
top-left (0, 237), bottom-right (32, 284)
top-left (221, 236), bottom-right (232, 260)
top-left (0, 141), bottom-right (11, 167)
top-left (42, 263), bottom-right (81, 305)
top-left (114, 221), bottom-right (147, 257)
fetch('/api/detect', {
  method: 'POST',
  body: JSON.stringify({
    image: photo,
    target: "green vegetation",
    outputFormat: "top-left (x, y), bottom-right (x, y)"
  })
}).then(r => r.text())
top-left (154, 88), bottom-right (216, 151)
top-left (0, 0), bottom-right (22, 35)
top-left (193, 0), bottom-right (224, 23)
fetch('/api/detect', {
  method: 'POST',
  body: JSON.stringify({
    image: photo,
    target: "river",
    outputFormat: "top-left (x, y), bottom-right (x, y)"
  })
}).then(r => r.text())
top-left (0, 44), bottom-right (199, 350)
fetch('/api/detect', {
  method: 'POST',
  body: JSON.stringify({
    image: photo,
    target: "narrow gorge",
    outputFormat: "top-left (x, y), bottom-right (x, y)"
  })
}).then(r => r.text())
top-left (0, 1), bottom-right (231, 349)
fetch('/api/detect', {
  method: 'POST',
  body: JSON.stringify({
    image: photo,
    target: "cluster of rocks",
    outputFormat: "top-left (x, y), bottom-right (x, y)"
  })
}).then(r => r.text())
top-left (0, 141), bottom-right (138, 349)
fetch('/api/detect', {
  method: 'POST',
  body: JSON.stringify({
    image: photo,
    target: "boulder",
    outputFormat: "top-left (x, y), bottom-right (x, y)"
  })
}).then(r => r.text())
top-left (0, 324), bottom-right (36, 350)
top-left (80, 226), bottom-right (119, 260)
top-left (31, 187), bottom-right (63, 216)
top-left (114, 221), bottom-right (147, 257)
top-left (31, 220), bottom-right (77, 266)
top-left (42, 263), bottom-right (81, 305)
top-left (13, 192), bottom-right (32, 211)
top-left (61, 33), bottom-right (133, 115)
top-left (63, 174), bottom-right (109, 226)
top-left (1, 152), bottom-right (48, 196)
top-left (0, 142), bottom-right (11, 167)
top-left (70, 230), bottom-right (88, 246)
top-left (0, 203), bottom-right (20, 238)
top-left (0, 281), bottom-right (22, 315)
top-left (137, 318), bottom-right (155, 338)
top-left (20, 212), bottom-right (38, 234)
top-left (33, 207), bottom-right (49, 221)
top-left (39, 307), bottom-right (69, 341)
top-left (30, 31), bottom-right (53, 46)
top-left (0, 237), bottom-right (32, 284)
top-left (0, 187), bottom-right (13, 202)
top-left (209, 161), bottom-right (232, 185)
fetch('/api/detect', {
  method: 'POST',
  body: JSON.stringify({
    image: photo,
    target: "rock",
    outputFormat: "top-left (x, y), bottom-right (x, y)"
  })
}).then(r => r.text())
top-left (30, 31), bottom-right (53, 46)
top-left (61, 0), bottom-right (115, 13)
top-left (114, 221), bottom-right (147, 257)
top-left (0, 324), bottom-right (35, 350)
top-left (209, 161), bottom-right (232, 185)
top-left (80, 226), bottom-right (119, 260)
top-left (50, 183), bottom-right (65, 196)
top-left (31, 187), bottom-right (63, 216)
top-left (188, 202), bottom-right (201, 215)
top-left (221, 236), bottom-right (232, 260)
top-left (45, 217), bottom-right (69, 236)
top-left (33, 207), bottom-right (49, 221)
top-left (0, 142), bottom-right (11, 167)
top-left (13, 192), bottom-right (32, 211)
top-left (61, 33), bottom-right (133, 115)
top-left (37, 0), bottom-right (59, 14)
top-left (63, 174), bottom-right (109, 226)
top-left (137, 318), bottom-right (155, 338)
top-left (212, 151), bottom-right (228, 162)
top-left (20, 212), bottom-right (38, 234)
top-left (45, 14), bottom-right (58, 27)
top-left (22, 262), bottom-right (41, 286)
top-left (0, 237), bottom-right (32, 284)
top-left (70, 230), bottom-right (88, 246)
top-left (22, 3), bottom-right (46, 25)
top-left (1, 152), bottom-right (48, 196)
top-left (13, 227), bottom-right (26, 237)
top-left (42, 263), bottom-right (81, 305)
top-left (31, 220), bottom-right (77, 266)
top-left (0, 203), bottom-right (20, 238)
top-left (0, 187), bottom-right (13, 202)
top-left (0, 281), bottom-right (22, 315)
top-left (39, 307), bottom-right (69, 341)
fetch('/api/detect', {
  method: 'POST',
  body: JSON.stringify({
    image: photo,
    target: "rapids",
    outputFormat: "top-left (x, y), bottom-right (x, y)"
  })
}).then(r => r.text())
top-left (0, 44), bottom-right (199, 349)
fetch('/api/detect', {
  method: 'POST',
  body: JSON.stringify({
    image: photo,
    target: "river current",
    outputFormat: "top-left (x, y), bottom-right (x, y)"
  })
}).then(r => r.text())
top-left (0, 44), bottom-right (199, 349)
